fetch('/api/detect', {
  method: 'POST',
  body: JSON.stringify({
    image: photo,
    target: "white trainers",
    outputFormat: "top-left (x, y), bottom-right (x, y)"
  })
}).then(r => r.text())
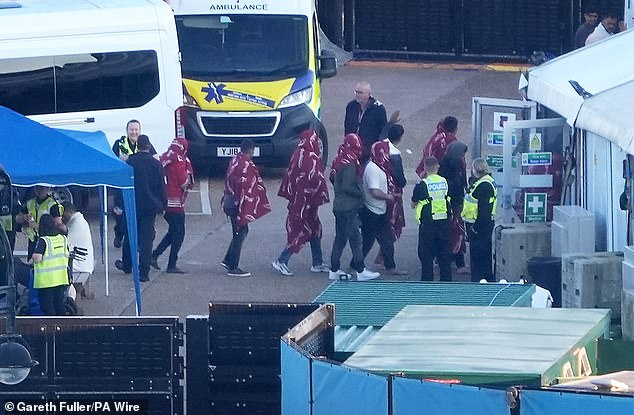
top-left (357, 268), bottom-right (380, 281)
top-left (310, 263), bottom-right (330, 273)
top-left (272, 260), bottom-right (294, 276)
top-left (329, 269), bottom-right (351, 280)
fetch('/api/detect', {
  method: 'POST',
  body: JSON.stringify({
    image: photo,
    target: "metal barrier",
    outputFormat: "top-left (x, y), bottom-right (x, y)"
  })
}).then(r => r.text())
top-left (0, 317), bottom-right (184, 415)
top-left (186, 302), bottom-right (322, 415)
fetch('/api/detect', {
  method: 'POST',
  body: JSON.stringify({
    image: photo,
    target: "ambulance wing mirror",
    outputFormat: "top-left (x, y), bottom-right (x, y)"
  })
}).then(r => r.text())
top-left (318, 49), bottom-right (337, 79)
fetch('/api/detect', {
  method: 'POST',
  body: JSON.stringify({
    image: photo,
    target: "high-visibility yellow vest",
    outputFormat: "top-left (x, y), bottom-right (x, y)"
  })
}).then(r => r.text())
top-left (25, 195), bottom-right (60, 241)
top-left (462, 175), bottom-right (497, 223)
top-left (116, 136), bottom-right (137, 157)
top-left (33, 234), bottom-right (69, 289)
top-left (415, 174), bottom-right (450, 223)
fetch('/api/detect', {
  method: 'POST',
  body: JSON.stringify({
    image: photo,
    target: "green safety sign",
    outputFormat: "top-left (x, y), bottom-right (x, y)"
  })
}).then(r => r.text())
top-left (521, 152), bottom-right (552, 166)
top-left (486, 154), bottom-right (517, 169)
top-left (524, 193), bottom-right (547, 223)
top-left (487, 132), bottom-right (517, 147)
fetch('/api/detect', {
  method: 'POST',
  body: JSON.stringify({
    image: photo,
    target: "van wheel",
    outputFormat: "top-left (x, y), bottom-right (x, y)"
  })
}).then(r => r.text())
top-left (317, 123), bottom-right (329, 167)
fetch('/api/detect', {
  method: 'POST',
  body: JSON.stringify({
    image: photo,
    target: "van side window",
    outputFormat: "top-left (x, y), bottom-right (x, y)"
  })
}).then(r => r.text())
top-left (0, 51), bottom-right (160, 115)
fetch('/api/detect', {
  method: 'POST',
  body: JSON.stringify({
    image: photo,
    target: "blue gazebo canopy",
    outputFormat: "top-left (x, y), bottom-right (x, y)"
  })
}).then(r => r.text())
top-left (0, 106), bottom-right (143, 314)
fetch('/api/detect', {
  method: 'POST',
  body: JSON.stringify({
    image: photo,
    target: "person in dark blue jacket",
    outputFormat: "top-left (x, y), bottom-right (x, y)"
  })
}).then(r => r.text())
top-left (115, 135), bottom-right (166, 282)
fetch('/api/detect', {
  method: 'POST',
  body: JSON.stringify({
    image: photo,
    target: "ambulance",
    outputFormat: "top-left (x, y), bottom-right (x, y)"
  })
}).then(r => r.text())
top-left (166, 0), bottom-right (337, 166)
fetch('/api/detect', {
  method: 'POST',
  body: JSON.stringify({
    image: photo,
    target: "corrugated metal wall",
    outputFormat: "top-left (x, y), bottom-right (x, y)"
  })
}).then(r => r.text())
top-left (317, 0), bottom-right (625, 60)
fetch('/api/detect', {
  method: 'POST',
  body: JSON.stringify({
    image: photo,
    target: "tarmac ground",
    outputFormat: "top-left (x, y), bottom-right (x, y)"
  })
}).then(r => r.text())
top-left (17, 62), bottom-right (523, 318)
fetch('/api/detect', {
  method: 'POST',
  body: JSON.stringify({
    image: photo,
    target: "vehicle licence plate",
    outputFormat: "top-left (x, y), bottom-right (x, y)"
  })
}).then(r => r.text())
top-left (217, 147), bottom-right (260, 157)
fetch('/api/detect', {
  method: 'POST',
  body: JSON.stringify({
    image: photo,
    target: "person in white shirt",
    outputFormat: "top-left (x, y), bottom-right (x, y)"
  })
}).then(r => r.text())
top-left (585, 12), bottom-right (619, 45)
top-left (60, 202), bottom-right (95, 299)
top-left (361, 141), bottom-right (405, 275)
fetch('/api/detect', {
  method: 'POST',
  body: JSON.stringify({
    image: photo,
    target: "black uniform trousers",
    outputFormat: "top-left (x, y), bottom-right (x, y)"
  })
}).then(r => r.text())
top-left (418, 219), bottom-right (452, 282)
top-left (468, 221), bottom-right (495, 282)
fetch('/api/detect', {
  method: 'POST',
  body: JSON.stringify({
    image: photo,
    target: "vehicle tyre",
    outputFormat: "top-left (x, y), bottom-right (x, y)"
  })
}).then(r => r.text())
top-left (317, 122), bottom-right (329, 168)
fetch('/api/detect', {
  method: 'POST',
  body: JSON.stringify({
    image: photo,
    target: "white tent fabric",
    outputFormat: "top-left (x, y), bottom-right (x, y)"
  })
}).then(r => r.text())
top-left (525, 29), bottom-right (634, 137)
top-left (575, 80), bottom-right (634, 154)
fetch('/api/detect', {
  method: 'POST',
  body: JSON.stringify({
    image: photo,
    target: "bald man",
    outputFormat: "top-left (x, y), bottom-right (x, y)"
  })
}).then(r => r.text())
top-left (344, 81), bottom-right (387, 162)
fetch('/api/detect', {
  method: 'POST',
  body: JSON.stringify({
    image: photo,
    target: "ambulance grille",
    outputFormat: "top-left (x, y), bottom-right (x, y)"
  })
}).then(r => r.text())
top-left (198, 113), bottom-right (280, 137)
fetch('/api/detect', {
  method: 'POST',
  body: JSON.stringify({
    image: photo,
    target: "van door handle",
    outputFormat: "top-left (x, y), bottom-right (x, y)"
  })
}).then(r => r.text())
top-left (42, 117), bottom-right (95, 126)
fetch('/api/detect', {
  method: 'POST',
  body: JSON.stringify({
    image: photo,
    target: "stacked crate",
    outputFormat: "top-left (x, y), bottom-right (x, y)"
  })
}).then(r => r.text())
top-left (495, 223), bottom-right (551, 281)
top-left (562, 252), bottom-right (624, 318)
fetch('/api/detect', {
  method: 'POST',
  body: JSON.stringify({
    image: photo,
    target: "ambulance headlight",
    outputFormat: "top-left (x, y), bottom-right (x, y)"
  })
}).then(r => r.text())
top-left (278, 87), bottom-right (313, 109)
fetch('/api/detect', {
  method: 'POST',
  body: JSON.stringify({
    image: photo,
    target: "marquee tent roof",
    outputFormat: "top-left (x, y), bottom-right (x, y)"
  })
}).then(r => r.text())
top-left (523, 29), bottom-right (634, 154)
top-left (0, 106), bottom-right (133, 188)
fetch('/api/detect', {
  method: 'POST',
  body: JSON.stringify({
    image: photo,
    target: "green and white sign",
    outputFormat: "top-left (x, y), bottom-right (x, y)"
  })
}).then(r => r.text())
top-left (486, 154), bottom-right (517, 169)
top-left (487, 132), bottom-right (517, 147)
top-left (521, 152), bottom-right (552, 166)
top-left (524, 193), bottom-right (547, 223)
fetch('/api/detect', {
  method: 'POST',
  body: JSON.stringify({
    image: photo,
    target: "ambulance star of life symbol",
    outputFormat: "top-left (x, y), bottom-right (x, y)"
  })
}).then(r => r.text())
top-left (202, 82), bottom-right (228, 104)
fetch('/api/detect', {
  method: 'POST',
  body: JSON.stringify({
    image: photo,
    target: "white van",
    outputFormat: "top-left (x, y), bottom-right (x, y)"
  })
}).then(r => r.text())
top-left (166, 0), bottom-right (337, 166)
top-left (0, 0), bottom-right (182, 154)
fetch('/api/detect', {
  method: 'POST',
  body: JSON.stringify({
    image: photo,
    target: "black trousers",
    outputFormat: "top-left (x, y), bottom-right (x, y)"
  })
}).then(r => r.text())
top-left (122, 213), bottom-right (156, 279)
top-left (38, 285), bottom-right (67, 316)
top-left (330, 210), bottom-right (365, 273)
top-left (153, 212), bottom-right (185, 269)
top-left (418, 219), bottom-right (452, 282)
top-left (359, 207), bottom-right (396, 270)
top-left (223, 209), bottom-right (249, 270)
top-left (114, 213), bottom-right (126, 240)
top-left (468, 221), bottom-right (495, 282)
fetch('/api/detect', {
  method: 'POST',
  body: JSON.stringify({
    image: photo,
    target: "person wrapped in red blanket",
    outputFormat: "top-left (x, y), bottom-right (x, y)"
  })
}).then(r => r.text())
top-left (272, 130), bottom-right (330, 276)
top-left (221, 140), bottom-right (271, 277)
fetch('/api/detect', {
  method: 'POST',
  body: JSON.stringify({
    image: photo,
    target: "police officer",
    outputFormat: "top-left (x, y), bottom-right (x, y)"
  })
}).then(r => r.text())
top-left (19, 186), bottom-right (63, 259)
top-left (111, 120), bottom-right (159, 248)
top-left (411, 156), bottom-right (452, 282)
top-left (462, 158), bottom-right (497, 282)
top-left (31, 214), bottom-right (70, 316)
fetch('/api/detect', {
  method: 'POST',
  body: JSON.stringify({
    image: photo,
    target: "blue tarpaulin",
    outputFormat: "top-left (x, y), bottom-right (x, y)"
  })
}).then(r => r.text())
top-left (521, 389), bottom-right (634, 415)
top-left (0, 106), bottom-right (143, 314)
top-left (281, 341), bottom-right (312, 415)
top-left (392, 377), bottom-right (509, 415)
top-left (312, 360), bottom-right (388, 415)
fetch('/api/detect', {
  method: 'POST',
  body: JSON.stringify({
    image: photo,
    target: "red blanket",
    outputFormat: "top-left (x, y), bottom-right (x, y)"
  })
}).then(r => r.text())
top-left (330, 133), bottom-right (363, 182)
top-left (225, 152), bottom-right (271, 226)
top-left (416, 122), bottom-right (457, 176)
top-left (160, 138), bottom-right (194, 213)
top-left (278, 130), bottom-right (330, 253)
top-left (370, 141), bottom-right (405, 240)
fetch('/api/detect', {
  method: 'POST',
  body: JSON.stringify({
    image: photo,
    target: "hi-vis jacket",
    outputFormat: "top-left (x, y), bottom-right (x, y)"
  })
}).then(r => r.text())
top-left (33, 234), bottom-right (70, 289)
top-left (415, 174), bottom-right (450, 224)
top-left (462, 175), bottom-right (497, 223)
top-left (116, 136), bottom-right (137, 156)
top-left (25, 195), bottom-right (60, 242)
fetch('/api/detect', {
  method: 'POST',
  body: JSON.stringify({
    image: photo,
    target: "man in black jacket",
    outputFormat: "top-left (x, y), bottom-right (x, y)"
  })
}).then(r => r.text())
top-left (115, 135), bottom-right (166, 282)
top-left (344, 81), bottom-right (387, 163)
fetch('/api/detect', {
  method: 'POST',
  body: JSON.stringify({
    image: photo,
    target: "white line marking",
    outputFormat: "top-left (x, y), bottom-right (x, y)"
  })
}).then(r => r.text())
top-left (199, 178), bottom-right (212, 215)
